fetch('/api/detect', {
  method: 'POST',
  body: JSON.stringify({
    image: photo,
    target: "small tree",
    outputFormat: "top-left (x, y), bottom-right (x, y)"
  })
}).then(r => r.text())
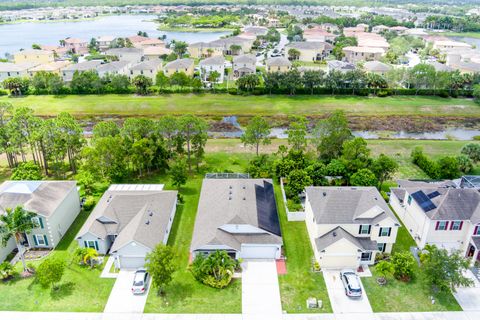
top-left (36, 257), bottom-right (66, 290)
top-left (371, 154), bottom-right (398, 190)
top-left (287, 116), bottom-right (308, 152)
top-left (288, 48), bottom-right (300, 60)
top-left (391, 252), bottom-right (416, 282)
top-left (132, 75), bottom-right (152, 95)
top-left (169, 158), bottom-right (188, 190)
top-left (145, 244), bottom-right (178, 295)
top-left (461, 143), bottom-right (480, 163)
top-left (241, 116), bottom-right (271, 155)
top-left (285, 169), bottom-right (312, 200)
top-left (375, 260), bottom-right (394, 285)
top-left (350, 169), bottom-right (378, 187)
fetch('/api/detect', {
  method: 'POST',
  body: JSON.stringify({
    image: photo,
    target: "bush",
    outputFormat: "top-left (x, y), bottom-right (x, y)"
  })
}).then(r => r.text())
top-left (11, 161), bottom-right (42, 180)
top-left (82, 196), bottom-right (96, 211)
top-left (376, 90), bottom-right (389, 97)
top-left (190, 251), bottom-right (236, 289)
top-left (36, 257), bottom-right (66, 289)
top-left (391, 252), bottom-right (416, 282)
top-left (0, 262), bottom-right (15, 280)
top-left (411, 147), bottom-right (440, 179)
top-left (286, 199), bottom-right (303, 211)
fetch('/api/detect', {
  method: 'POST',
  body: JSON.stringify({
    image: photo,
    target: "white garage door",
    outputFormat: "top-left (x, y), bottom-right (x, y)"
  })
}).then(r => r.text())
top-left (118, 256), bottom-right (145, 269)
top-left (320, 255), bottom-right (359, 269)
top-left (240, 245), bottom-right (279, 259)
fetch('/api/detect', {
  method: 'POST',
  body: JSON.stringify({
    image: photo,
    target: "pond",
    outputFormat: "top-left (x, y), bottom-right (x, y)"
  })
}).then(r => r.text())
top-left (0, 15), bottom-right (231, 56)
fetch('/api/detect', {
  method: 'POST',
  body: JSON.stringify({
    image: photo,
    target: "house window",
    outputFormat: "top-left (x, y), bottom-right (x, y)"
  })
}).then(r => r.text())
top-left (435, 221), bottom-right (448, 231)
top-left (379, 227), bottom-right (391, 237)
top-left (450, 221), bottom-right (463, 231)
top-left (84, 240), bottom-right (99, 251)
top-left (32, 217), bottom-right (43, 229)
top-left (377, 243), bottom-right (386, 252)
top-left (34, 234), bottom-right (47, 246)
top-left (407, 195), bottom-right (412, 205)
top-left (361, 251), bottom-right (372, 261)
top-left (474, 225), bottom-right (480, 235)
top-left (359, 224), bottom-right (371, 235)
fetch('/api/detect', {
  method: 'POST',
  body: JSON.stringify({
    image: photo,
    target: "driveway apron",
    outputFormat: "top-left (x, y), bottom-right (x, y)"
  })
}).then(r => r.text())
top-left (104, 270), bottom-right (150, 314)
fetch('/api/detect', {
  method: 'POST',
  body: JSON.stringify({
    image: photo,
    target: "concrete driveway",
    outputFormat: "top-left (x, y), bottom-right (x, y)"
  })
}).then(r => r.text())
top-left (242, 260), bottom-right (282, 319)
top-left (323, 270), bottom-right (373, 314)
top-left (454, 270), bottom-right (480, 311)
top-left (103, 270), bottom-right (150, 313)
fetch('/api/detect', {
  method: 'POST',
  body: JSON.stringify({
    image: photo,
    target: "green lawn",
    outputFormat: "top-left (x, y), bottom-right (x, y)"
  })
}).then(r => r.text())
top-left (144, 153), bottom-right (250, 313)
top-left (438, 32), bottom-right (480, 39)
top-left (361, 206), bottom-right (461, 312)
top-left (0, 206), bottom-right (115, 311)
top-left (1, 94), bottom-right (478, 117)
top-left (275, 184), bottom-right (332, 313)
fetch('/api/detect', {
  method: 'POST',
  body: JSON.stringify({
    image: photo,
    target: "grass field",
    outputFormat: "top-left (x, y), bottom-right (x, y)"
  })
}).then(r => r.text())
top-left (1, 94), bottom-right (478, 117)
top-left (440, 32), bottom-right (480, 39)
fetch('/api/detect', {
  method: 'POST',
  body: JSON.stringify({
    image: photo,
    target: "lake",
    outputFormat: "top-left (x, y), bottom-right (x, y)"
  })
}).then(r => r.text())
top-left (0, 15), bottom-right (231, 56)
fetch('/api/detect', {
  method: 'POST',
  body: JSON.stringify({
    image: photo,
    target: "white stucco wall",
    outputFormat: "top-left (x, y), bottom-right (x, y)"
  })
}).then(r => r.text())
top-left (0, 238), bottom-right (16, 263)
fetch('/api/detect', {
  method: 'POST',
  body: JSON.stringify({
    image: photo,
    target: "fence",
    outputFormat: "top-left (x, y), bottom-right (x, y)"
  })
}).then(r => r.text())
top-left (279, 178), bottom-right (306, 222)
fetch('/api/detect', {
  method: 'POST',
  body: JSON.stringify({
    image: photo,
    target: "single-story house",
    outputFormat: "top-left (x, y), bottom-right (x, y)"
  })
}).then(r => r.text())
top-left (191, 177), bottom-right (282, 260)
top-left (305, 186), bottom-right (399, 269)
top-left (0, 180), bottom-right (81, 263)
top-left (76, 184), bottom-right (177, 269)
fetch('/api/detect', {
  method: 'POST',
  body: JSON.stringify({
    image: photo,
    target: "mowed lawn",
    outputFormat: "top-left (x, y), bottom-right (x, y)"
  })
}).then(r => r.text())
top-left (361, 219), bottom-right (461, 312)
top-left (0, 206), bottom-right (115, 312)
top-left (275, 184), bottom-right (332, 313)
top-left (144, 153), bottom-right (251, 313)
top-left (1, 94), bottom-right (479, 117)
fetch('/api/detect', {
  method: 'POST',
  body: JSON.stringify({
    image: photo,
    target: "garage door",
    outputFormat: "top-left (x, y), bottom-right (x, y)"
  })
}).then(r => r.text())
top-left (320, 255), bottom-right (359, 269)
top-left (118, 256), bottom-right (145, 269)
top-left (240, 245), bottom-right (279, 259)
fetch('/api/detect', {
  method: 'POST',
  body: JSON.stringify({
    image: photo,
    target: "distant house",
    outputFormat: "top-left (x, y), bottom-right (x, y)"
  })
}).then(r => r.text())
top-left (190, 177), bottom-right (282, 259)
top-left (266, 57), bottom-right (291, 73)
top-left (327, 60), bottom-right (356, 73)
top-left (13, 49), bottom-right (55, 65)
top-left (232, 54), bottom-right (256, 78)
top-left (209, 36), bottom-right (254, 56)
top-left (143, 46), bottom-right (172, 61)
top-left (96, 35), bottom-right (115, 51)
top-left (427, 61), bottom-right (453, 72)
top-left (362, 60), bottom-right (392, 75)
top-left (285, 41), bottom-right (333, 62)
top-left (199, 56), bottom-right (225, 83)
top-left (319, 23), bottom-right (339, 33)
top-left (188, 42), bottom-right (224, 59)
top-left (303, 27), bottom-right (336, 42)
top-left (433, 40), bottom-right (472, 51)
top-left (96, 61), bottom-right (131, 78)
top-left (372, 25), bottom-right (390, 34)
top-left (342, 46), bottom-right (385, 63)
top-left (305, 186), bottom-right (399, 269)
top-left (61, 60), bottom-right (103, 82)
top-left (243, 26), bottom-right (268, 36)
top-left (106, 48), bottom-right (144, 63)
top-left (0, 62), bottom-right (38, 82)
top-left (28, 60), bottom-right (72, 77)
top-left (0, 181), bottom-right (81, 263)
top-left (130, 60), bottom-right (163, 81)
top-left (63, 37), bottom-right (88, 55)
top-left (76, 184), bottom-right (177, 269)
top-left (164, 58), bottom-right (195, 77)
top-left (390, 179), bottom-right (480, 265)
top-left (135, 38), bottom-right (165, 49)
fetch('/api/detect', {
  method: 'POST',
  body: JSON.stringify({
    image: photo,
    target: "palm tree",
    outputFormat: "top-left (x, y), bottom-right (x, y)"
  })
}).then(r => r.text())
top-left (0, 206), bottom-right (38, 271)
top-left (83, 248), bottom-right (99, 268)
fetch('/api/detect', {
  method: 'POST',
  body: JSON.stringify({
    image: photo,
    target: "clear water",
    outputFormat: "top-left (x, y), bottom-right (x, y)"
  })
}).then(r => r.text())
top-left (0, 14), bottom-right (230, 56)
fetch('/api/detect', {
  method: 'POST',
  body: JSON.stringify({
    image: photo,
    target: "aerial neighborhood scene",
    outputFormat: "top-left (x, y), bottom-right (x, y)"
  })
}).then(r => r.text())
top-left (2, 0), bottom-right (480, 319)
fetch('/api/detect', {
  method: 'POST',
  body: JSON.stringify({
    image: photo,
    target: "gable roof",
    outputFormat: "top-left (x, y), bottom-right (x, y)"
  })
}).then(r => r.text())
top-left (266, 57), bottom-right (291, 67)
top-left (305, 186), bottom-right (398, 225)
top-left (96, 61), bottom-right (130, 73)
top-left (315, 226), bottom-right (378, 252)
top-left (0, 181), bottom-right (76, 217)
top-left (286, 41), bottom-right (332, 50)
top-left (363, 61), bottom-right (392, 72)
top-left (190, 178), bottom-right (282, 252)
top-left (76, 184), bottom-right (177, 251)
top-left (233, 54), bottom-right (256, 64)
top-left (199, 55), bottom-right (225, 66)
top-left (164, 58), bottom-right (194, 70)
top-left (61, 60), bottom-right (103, 72)
top-left (130, 60), bottom-right (163, 71)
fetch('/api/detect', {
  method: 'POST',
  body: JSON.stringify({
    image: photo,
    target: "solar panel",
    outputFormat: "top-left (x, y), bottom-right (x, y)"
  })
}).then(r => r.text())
top-left (255, 181), bottom-right (281, 236)
top-left (427, 191), bottom-right (440, 199)
top-left (411, 191), bottom-right (437, 212)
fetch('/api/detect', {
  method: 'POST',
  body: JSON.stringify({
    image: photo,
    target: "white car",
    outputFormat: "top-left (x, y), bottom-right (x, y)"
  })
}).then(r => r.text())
top-left (131, 269), bottom-right (149, 295)
top-left (340, 269), bottom-right (362, 298)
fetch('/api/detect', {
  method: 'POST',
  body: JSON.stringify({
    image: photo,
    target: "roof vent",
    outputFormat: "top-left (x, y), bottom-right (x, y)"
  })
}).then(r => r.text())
top-left (243, 186), bottom-right (246, 189)
top-left (228, 196), bottom-right (232, 200)
top-left (243, 197), bottom-right (246, 200)
top-left (323, 192), bottom-right (326, 196)
top-left (145, 220), bottom-right (150, 225)
top-left (229, 185), bottom-right (232, 189)
top-left (332, 231), bottom-right (337, 237)
top-left (149, 212), bottom-right (153, 217)
top-left (229, 191), bottom-right (233, 195)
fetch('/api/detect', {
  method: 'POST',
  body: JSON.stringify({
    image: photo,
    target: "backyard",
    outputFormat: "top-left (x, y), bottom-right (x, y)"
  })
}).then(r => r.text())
top-left (1, 94), bottom-right (479, 117)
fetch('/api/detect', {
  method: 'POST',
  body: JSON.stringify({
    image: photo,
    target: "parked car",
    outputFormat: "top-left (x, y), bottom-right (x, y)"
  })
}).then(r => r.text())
top-left (131, 269), bottom-right (149, 295)
top-left (340, 269), bottom-right (362, 298)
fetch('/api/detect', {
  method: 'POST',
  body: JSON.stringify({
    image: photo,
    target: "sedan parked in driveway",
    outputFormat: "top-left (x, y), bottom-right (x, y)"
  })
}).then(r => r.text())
top-left (340, 269), bottom-right (362, 298)
top-left (131, 269), bottom-right (149, 295)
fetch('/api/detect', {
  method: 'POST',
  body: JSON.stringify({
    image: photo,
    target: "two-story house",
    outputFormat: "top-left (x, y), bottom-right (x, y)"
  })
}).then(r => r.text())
top-left (390, 180), bottom-right (480, 264)
top-left (190, 177), bottom-right (282, 260)
top-left (164, 58), bottom-right (194, 77)
top-left (305, 186), bottom-right (399, 269)
top-left (0, 180), bottom-right (81, 262)
top-left (265, 57), bottom-right (292, 73)
top-left (232, 54), bottom-right (256, 78)
top-left (199, 56), bottom-right (225, 83)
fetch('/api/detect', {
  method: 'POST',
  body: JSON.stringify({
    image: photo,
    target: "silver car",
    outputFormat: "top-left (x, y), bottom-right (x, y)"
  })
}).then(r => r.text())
top-left (340, 269), bottom-right (362, 298)
top-left (131, 269), bottom-right (149, 295)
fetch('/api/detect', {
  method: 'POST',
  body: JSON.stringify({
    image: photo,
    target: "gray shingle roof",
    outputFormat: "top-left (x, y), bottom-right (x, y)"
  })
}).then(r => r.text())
top-left (233, 54), bottom-right (256, 64)
top-left (130, 59), bottom-right (163, 71)
top-left (199, 56), bottom-right (225, 66)
top-left (96, 60), bottom-right (130, 73)
top-left (286, 41), bottom-right (332, 50)
top-left (305, 186), bottom-right (398, 225)
top-left (0, 181), bottom-right (77, 217)
top-left (363, 61), bottom-right (392, 72)
top-left (62, 60), bottom-right (103, 72)
top-left (266, 57), bottom-right (292, 67)
top-left (190, 178), bottom-right (282, 252)
top-left (76, 185), bottom-right (177, 251)
top-left (164, 58), bottom-right (194, 70)
top-left (315, 226), bottom-right (378, 251)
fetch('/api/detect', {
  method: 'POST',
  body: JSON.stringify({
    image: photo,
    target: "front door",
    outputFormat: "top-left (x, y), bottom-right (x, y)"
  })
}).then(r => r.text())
top-left (19, 233), bottom-right (29, 247)
top-left (467, 244), bottom-right (476, 258)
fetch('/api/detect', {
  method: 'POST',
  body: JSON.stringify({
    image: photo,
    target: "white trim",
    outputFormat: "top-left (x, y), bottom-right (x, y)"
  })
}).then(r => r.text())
top-left (35, 234), bottom-right (46, 246)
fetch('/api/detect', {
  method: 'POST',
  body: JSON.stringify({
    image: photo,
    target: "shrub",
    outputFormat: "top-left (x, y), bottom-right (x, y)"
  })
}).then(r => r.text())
top-left (190, 251), bottom-right (236, 289)
top-left (36, 257), bottom-right (66, 289)
top-left (287, 199), bottom-right (303, 211)
top-left (376, 90), bottom-right (389, 97)
top-left (82, 196), bottom-right (96, 211)
top-left (391, 252), bottom-right (416, 282)
top-left (0, 262), bottom-right (15, 280)
top-left (411, 147), bottom-right (440, 179)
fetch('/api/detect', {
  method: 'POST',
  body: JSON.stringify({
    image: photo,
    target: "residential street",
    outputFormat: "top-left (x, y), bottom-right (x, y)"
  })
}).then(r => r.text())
top-left (323, 270), bottom-right (373, 314)
top-left (103, 270), bottom-right (150, 313)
